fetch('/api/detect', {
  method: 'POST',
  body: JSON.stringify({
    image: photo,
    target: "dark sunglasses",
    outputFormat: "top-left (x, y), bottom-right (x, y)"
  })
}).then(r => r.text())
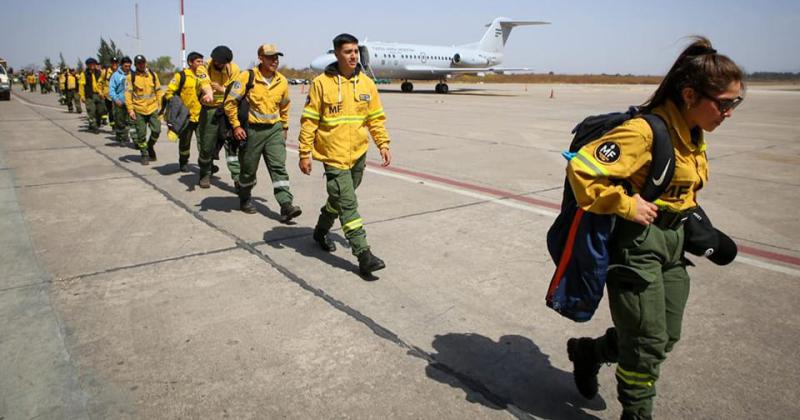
top-left (700, 91), bottom-right (743, 113)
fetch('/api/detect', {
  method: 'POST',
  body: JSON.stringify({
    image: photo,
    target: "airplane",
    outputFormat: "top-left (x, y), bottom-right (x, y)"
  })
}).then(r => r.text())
top-left (309, 17), bottom-right (550, 94)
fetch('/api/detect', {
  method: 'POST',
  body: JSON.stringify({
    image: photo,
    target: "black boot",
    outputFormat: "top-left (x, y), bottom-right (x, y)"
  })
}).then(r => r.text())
top-left (140, 150), bottom-right (149, 165)
top-left (357, 249), bottom-right (386, 275)
top-left (280, 203), bottom-right (302, 222)
top-left (239, 186), bottom-right (256, 214)
top-left (567, 337), bottom-right (601, 399)
top-left (147, 143), bottom-right (157, 161)
top-left (313, 227), bottom-right (336, 252)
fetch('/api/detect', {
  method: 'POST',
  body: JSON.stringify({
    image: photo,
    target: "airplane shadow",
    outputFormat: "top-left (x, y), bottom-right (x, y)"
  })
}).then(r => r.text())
top-left (423, 333), bottom-right (606, 419)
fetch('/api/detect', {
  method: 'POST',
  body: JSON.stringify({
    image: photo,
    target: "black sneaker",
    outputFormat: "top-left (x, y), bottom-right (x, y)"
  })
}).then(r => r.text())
top-left (357, 249), bottom-right (386, 275)
top-left (567, 337), bottom-right (601, 399)
top-left (313, 227), bottom-right (336, 252)
top-left (280, 203), bottom-right (302, 222)
top-left (240, 199), bottom-right (257, 214)
top-left (148, 145), bottom-right (157, 161)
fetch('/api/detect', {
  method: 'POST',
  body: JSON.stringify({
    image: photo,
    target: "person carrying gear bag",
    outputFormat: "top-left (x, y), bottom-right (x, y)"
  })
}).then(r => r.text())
top-left (109, 56), bottom-right (132, 143)
top-left (563, 37), bottom-right (745, 420)
top-left (298, 33), bottom-right (392, 276)
top-left (126, 55), bottom-right (163, 165)
top-left (80, 58), bottom-right (104, 133)
top-left (224, 44), bottom-right (301, 221)
top-left (99, 57), bottom-right (118, 127)
top-left (64, 68), bottom-right (81, 113)
top-left (165, 51), bottom-right (204, 172)
top-left (196, 45), bottom-right (241, 189)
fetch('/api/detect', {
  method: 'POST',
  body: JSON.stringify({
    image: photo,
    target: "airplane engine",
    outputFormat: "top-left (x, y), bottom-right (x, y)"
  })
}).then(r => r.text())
top-left (452, 52), bottom-right (489, 67)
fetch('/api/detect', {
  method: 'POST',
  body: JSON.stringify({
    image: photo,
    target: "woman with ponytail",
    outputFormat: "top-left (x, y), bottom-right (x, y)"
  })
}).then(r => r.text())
top-left (564, 37), bottom-right (745, 420)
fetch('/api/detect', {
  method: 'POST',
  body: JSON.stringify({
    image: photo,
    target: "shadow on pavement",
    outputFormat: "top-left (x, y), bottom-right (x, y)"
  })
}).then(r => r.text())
top-left (423, 333), bottom-right (606, 419)
top-left (261, 225), bottom-right (361, 275)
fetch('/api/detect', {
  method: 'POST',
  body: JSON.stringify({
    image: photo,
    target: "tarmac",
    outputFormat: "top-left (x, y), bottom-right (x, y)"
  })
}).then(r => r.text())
top-left (1, 82), bottom-right (799, 419)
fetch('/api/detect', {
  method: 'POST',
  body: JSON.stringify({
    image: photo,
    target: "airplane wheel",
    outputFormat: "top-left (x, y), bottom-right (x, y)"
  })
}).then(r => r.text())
top-left (401, 81), bottom-right (413, 93)
top-left (440, 83), bottom-right (449, 94)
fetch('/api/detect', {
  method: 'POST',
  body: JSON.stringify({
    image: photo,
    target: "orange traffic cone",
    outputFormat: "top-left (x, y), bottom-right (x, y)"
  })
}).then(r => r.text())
top-left (301, 83), bottom-right (305, 94)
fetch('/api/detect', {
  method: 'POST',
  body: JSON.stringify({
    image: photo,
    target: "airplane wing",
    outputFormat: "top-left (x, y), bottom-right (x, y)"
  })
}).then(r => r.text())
top-left (403, 65), bottom-right (530, 75)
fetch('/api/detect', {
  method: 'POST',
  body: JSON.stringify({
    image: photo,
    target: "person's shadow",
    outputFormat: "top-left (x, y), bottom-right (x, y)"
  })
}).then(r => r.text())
top-left (262, 226), bottom-right (370, 277)
top-left (424, 333), bottom-right (605, 419)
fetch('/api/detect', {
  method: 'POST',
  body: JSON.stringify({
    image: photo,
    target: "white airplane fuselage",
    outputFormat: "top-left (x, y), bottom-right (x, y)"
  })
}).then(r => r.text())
top-left (309, 17), bottom-right (549, 93)
top-left (311, 42), bottom-right (503, 80)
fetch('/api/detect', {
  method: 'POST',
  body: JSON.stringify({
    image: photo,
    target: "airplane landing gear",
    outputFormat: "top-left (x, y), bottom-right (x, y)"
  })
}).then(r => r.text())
top-left (435, 82), bottom-right (449, 94)
top-left (401, 81), bottom-right (414, 93)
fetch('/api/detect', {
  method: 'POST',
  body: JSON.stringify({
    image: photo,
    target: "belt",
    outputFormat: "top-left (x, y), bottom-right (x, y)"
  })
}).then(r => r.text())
top-left (249, 122), bottom-right (277, 129)
top-left (653, 210), bottom-right (689, 230)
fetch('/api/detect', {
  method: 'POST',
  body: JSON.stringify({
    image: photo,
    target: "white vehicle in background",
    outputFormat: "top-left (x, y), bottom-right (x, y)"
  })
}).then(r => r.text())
top-left (0, 62), bottom-right (11, 101)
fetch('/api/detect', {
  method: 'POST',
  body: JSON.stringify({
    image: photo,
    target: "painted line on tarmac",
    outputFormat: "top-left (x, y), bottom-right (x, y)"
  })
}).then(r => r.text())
top-left (287, 147), bottom-right (800, 276)
top-left (20, 101), bottom-right (531, 420)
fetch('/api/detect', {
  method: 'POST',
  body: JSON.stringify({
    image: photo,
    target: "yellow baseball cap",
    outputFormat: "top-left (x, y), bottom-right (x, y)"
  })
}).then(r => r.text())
top-left (257, 44), bottom-right (284, 57)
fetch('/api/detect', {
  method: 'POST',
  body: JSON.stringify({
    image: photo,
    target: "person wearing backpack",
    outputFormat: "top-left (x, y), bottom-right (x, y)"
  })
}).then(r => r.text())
top-left (165, 51), bottom-right (204, 172)
top-left (564, 37), bottom-right (744, 419)
top-left (80, 58), bottom-right (104, 133)
top-left (223, 44), bottom-right (302, 222)
top-left (126, 55), bottom-right (163, 165)
top-left (196, 45), bottom-right (241, 189)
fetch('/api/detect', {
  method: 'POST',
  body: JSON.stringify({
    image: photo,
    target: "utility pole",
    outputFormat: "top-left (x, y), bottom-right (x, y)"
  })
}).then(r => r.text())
top-left (180, 0), bottom-right (186, 69)
top-left (125, 3), bottom-right (142, 54)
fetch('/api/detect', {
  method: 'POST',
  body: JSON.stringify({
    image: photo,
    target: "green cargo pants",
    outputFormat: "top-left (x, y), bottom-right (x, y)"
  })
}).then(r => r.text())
top-left (113, 104), bottom-right (130, 142)
top-left (315, 153), bottom-right (369, 256)
top-left (85, 93), bottom-right (104, 130)
top-left (65, 90), bottom-right (81, 113)
top-left (238, 123), bottom-right (292, 206)
top-left (133, 112), bottom-right (161, 151)
top-left (593, 219), bottom-right (690, 419)
top-left (197, 106), bottom-right (240, 181)
top-left (178, 121), bottom-right (199, 165)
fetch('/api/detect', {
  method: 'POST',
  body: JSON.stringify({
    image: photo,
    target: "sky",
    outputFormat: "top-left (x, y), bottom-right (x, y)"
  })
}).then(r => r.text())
top-left (2, 0), bottom-right (799, 74)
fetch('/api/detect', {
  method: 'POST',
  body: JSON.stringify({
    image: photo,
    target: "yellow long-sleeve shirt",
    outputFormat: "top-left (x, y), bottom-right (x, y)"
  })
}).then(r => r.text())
top-left (165, 69), bottom-right (201, 122)
top-left (567, 100), bottom-right (709, 221)
top-left (195, 60), bottom-right (240, 108)
top-left (223, 68), bottom-right (289, 129)
top-left (298, 65), bottom-right (390, 170)
top-left (125, 69), bottom-right (162, 115)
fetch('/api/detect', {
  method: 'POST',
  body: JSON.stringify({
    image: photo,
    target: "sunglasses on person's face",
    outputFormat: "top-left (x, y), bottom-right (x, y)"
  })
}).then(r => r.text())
top-left (700, 91), bottom-right (743, 114)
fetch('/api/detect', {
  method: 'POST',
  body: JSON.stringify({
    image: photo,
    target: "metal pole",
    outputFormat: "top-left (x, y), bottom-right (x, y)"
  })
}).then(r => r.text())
top-left (135, 3), bottom-right (141, 54)
top-left (180, 0), bottom-right (186, 69)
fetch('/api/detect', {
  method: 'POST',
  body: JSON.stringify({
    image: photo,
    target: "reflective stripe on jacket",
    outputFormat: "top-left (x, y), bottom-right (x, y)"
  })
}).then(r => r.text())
top-left (298, 63), bottom-right (390, 170)
top-left (567, 100), bottom-right (708, 220)
top-left (223, 68), bottom-right (289, 129)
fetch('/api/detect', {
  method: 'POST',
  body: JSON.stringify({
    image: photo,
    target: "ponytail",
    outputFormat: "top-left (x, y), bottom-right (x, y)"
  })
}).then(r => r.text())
top-left (642, 36), bottom-right (744, 112)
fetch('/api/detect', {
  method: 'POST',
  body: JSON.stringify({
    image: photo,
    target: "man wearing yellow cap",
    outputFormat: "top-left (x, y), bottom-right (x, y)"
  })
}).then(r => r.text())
top-left (224, 44), bottom-right (301, 221)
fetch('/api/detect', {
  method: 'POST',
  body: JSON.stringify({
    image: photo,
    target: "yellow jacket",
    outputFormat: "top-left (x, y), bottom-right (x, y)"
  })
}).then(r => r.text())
top-left (79, 70), bottom-right (100, 100)
top-left (196, 60), bottom-right (240, 107)
top-left (567, 100), bottom-right (708, 221)
top-left (165, 69), bottom-right (201, 122)
top-left (26, 74), bottom-right (35, 85)
top-left (98, 68), bottom-right (114, 98)
top-left (125, 69), bottom-right (162, 115)
top-left (65, 73), bottom-right (79, 90)
top-left (223, 68), bottom-right (289, 129)
top-left (298, 64), bottom-right (390, 170)
top-left (58, 73), bottom-right (66, 90)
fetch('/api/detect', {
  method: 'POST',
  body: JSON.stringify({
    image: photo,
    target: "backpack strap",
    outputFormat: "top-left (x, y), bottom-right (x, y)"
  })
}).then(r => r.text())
top-left (177, 70), bottom-right (186, 94)
top-left (639, 114), bottom-right (675, 202)
top-left (222, 69), bottom-right (256, 102)
top-left (149, 69), bottom-right (157, 90)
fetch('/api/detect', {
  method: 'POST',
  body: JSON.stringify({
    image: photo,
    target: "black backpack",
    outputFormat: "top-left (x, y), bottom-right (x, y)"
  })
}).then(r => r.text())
top-left (545, 106), bottom-right (674, 322)
top-left (214, 69), bottom-right (255, 156)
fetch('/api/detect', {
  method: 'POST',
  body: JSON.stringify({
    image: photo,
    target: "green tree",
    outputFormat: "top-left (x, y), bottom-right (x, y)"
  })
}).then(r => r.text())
top-left (147, 56), bottom-right (176, 81)
top-left (43, 57), bottom-right (53, 73)
top-left (97, 37), bottom-right (125, 66)
top-left (76, 57), bottom-right (84, 72)
top-left (58, 52), bottom-right (67, 71)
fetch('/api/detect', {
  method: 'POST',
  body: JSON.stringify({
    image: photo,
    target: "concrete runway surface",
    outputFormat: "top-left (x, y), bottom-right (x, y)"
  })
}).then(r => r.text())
top-left (2, 82), bottom-right (799, 419)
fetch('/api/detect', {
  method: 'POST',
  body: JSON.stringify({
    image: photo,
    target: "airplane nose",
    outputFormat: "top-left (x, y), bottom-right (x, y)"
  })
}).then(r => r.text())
top-left (310, 54), bottom-right (336, 72)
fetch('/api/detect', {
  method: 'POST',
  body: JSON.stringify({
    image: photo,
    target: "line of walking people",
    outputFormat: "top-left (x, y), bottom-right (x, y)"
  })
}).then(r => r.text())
top-left (76, 35), bottom-right (391, 276)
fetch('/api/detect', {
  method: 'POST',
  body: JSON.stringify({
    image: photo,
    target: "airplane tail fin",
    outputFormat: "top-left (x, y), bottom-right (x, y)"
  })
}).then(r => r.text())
top-left (477, 17), bottom-right (550, 53)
